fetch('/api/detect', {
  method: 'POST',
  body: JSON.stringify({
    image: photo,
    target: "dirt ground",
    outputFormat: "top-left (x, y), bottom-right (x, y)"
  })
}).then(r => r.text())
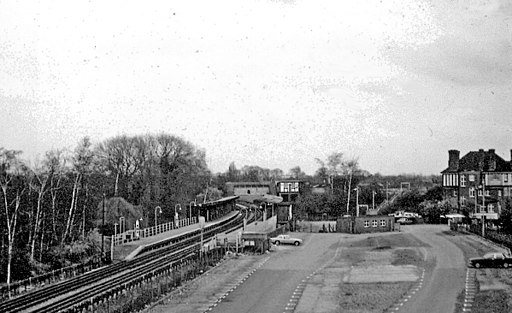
top-left (294, 232), bottom-right (428, 313)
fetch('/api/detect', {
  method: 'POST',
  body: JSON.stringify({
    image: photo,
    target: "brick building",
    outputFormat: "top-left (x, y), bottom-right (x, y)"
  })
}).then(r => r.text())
top-left (337, 215), bottom-right (395, 234)
top-left (441, 149), bottom-right (512, 220)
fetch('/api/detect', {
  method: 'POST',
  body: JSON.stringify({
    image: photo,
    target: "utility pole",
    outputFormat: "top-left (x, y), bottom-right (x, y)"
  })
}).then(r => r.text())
top-left (355, 187), bottom-right (359, 217)
top-left (101, 193), bottom-right (105, 262)
top-left (386, 182), bottom-right (389, 202)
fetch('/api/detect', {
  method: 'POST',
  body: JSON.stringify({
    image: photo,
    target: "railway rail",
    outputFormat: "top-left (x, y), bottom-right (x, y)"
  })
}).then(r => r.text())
top-left (0, 211), bottom-right (248, 313)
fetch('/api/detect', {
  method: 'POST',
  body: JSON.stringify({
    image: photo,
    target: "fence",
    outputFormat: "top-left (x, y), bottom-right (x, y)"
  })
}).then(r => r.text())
top-left (295, 221), bottom-right (337, 233)
top-left (2, 217), bottom-right (197, 300)
top-left (451, 223), bottom-right (512, 254)
top-left (112, 217), bottom-right (197, 247)
top-left (1, 255), bottom-right (103, 300)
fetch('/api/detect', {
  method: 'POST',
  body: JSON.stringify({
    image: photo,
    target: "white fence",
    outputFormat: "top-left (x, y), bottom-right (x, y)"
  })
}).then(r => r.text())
top-left (112, 217), bottom-right (197, 246)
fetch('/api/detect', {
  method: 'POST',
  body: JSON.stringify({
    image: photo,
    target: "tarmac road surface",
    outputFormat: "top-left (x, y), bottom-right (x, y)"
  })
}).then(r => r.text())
top-left (207, 233), bottom-right (341, 313)
top-left (153, 225), bottom-right (474, 313)
top-left (397, 225), bottom-right (466, 313)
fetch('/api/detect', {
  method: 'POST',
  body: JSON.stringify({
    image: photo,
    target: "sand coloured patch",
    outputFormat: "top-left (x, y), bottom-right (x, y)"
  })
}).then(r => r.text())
top-left (344, 264), bottom-right (419, 283)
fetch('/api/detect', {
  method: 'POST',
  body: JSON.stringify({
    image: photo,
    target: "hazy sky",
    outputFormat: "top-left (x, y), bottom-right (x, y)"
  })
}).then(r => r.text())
top-left (1, 0), bottom-right (512, 175)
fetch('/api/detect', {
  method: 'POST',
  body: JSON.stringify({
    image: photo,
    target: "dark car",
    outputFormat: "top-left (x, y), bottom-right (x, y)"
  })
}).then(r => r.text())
top-left (469, 252), bottom-right (512, 268)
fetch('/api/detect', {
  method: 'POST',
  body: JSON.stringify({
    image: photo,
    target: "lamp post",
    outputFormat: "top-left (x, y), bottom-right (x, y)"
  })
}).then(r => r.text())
top-left (386, 181), bottom-right (389, 202)
top-left (154, 206), bottom-right (162, 227)
top-left (353, 187), bottom-right (359, 217)
top-left (174, 204), bottom-right (181, 227)
top-left (372, 190), bottom-right (376, 211)
top-left (260, 203), bottom-right (267, 221)
top-left (119, 216), bottom-right (125, 234)
top-left (189, 201), bottom-right (196, 221)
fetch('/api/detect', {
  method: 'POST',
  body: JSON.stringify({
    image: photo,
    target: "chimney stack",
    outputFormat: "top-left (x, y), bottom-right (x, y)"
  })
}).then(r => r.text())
top-left (448, 150), bottom-right (460, 171)
top-left (489, 149), bottom-right (496, 171)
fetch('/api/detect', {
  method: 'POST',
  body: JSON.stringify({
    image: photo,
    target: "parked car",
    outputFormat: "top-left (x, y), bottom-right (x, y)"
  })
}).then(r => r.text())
top-left (270, 234), bottom-right (303, 246)
top-left (397, 218), bottom-right (413, 224)
top-left (468, 252), bottom-right (512, 268)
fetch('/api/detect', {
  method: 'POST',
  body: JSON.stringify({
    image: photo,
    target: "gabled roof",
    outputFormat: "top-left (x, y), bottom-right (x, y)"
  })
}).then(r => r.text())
top-left (442, 150), bottom-right (512, 173)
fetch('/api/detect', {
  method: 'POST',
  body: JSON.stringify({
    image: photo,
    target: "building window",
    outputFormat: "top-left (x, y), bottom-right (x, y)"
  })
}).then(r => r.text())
top-left (478, 189), bottom-right (483, 196)
top-left (380, 220), bottom-right (386, 227)
top-left (372, 220), bottom-right (378, 227)
top-left (291, 182), bottom-right (299, 192)
top-left (460, 196), bottom-right (466, 205)
top-left (453, 190), bottom-right (458, 197)
top-left (469, 174), bottom-right (475, 182)
top-left (485, 190), bottom-right (490, 196)
top-left (460, 175), bottom-right (466, 187)
top-left (505, 174), bottom-right (509, 184)
top-left (505, 188), bottom-right (510, 197)
top-left (489, 204), bottom-right (495, 213)
top-left (469, 188), bottom-right (475, 198)
top-left (499, 190), bottom-right (502, 197)
top-left (480, 205), bottom-right (486, 213)
top-left (364, 220), bottom-right (370, 228)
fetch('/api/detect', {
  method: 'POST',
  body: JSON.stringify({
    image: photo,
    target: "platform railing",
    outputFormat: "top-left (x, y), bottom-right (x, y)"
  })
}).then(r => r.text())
top-left (112, 217), bottom-right (197, 246)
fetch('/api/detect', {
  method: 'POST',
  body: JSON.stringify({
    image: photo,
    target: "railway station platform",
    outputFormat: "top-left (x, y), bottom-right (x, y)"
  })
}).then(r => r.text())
top-left (112, 211), bottom-right (239, 261)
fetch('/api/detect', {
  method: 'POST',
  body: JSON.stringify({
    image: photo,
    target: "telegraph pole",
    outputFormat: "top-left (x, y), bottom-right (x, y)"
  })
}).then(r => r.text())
top-left (101, 193), bottom-right (105, 262)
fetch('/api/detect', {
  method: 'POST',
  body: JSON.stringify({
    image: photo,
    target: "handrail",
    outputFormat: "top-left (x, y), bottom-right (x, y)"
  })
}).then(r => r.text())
top-left (112, 217), bottom-right (198, 247)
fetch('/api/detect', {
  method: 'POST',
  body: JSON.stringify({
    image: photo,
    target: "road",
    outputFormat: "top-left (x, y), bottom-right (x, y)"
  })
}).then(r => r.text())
top-left (397, 225), bottom-right (466, 313)
top-left (152, 224), bottom-right (486, 313)
top-left (209, 233), bottom-right (341, 313)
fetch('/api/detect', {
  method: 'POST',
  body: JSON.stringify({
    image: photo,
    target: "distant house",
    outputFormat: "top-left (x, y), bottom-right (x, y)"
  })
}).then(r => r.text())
top-left (441, 149), bottom-right (512, 220)
top-left (225, 181), bottom-right (276, 204)
top-left (225, 181), bottom-right (275, 196)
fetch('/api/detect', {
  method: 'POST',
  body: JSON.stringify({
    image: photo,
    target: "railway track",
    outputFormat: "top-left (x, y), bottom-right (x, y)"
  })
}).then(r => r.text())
top-left (0, 212), bottom-right (247, 313)
top-left (36, 246), bottom-right (197, 313)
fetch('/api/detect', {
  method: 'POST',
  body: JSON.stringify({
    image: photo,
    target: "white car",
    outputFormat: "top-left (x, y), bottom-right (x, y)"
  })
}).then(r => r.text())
top-left (270, 234), bottom-right (303, 246)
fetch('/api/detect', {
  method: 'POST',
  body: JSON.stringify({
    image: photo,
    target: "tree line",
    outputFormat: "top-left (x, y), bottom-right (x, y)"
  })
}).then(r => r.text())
top-left (0, 133), bottom-right (210, 285)
top-left (1, 135), bottom-right (443, 286)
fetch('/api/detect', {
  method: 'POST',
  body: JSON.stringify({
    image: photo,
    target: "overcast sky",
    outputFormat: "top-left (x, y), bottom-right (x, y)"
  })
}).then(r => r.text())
top-left (1, 0), bottom-right (512, 175)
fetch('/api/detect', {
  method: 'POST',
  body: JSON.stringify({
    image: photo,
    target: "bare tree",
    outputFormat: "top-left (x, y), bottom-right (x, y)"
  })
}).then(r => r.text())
top-left (0, 148), bottom-right (26, 288)
top-left (289, 166), bottom-right (305, 179)
top-left (45, 150), bottom-right (67, 245)
top-left (62, 137), bottom-right (94, 245)
top-left (27, 160), bottom-right (51, 263)
top-left (344, 158), bottom-right (359, 215)
top-left (314, 158), bottom-right (329, 185)
top-left (270, 168), bottom-right (284, 180)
